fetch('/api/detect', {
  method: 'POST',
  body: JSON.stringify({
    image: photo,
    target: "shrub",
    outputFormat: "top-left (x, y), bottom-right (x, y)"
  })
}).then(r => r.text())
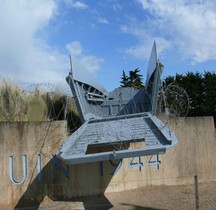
top-left (0, 80), bottom-right (81, 133)
top-left (0, 80), bottom-right (27, 121)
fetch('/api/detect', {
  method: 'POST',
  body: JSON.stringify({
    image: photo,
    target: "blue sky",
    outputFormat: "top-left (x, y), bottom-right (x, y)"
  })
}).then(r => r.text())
top-left (0, 0), bottom-right (215, 92)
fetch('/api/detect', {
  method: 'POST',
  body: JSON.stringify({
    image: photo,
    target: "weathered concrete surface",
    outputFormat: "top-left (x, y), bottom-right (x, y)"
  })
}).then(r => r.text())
top-left (105, 117), bottom-right (216, 192)
top-left (0, 117), bottom-right (215, 209)
top-left (0, 121), bottom-right (66, 209)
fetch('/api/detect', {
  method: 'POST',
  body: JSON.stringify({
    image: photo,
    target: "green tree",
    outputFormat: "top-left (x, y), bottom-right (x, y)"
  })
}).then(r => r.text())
top-left (164, 72), bottom-right (204, 116)
top-left (120, 69), bottom-right (216, 123)
top-left (185, 72), bottom-right (204, 116)
top-left (203, 71), bottom-right (216, 121)
top-left (120, 70), bottom-right (129, 87)
top-left (163, 71), bottom-right (216, 123)
top-left (120, 68), bottom-right (144, 89)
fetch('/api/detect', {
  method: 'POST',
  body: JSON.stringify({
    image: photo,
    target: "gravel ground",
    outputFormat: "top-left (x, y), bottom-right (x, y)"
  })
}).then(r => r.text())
top-left (38, 181), bottom-right (216, 210)
top-left (106, 182), bottom-right (216, 210)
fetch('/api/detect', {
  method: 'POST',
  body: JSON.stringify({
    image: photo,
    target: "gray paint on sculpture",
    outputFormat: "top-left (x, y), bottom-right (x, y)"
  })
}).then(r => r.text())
top-left (145, 41), bottom-right (164, 115)
top-left (56, 42), bottom-right (178, 164)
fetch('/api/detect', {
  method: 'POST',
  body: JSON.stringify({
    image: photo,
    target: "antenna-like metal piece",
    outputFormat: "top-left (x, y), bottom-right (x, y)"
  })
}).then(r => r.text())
top-left (145, 41), bottom-right (163, 115)
top-left (69, 55), bottom-right (73, 77)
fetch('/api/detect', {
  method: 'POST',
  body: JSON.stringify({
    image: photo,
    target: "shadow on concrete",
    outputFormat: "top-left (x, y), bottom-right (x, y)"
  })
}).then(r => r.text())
top-left (14, 157), bottom-right (115, 210)
top-left (120, 203), bottom-right (166, 210)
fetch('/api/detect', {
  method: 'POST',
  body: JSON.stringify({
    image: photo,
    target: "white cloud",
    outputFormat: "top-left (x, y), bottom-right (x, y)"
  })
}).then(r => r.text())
top-left (66, 41), bottom-right (82, 56)
top-left (0, 0), bottom-right (69, 85)
top-left (121, 22), bottom-right (171, 60)
top-left (0, 0), bottom-right (102, 90)
top-left (97, 17), bottom-right (109, 24)
top-left (63, 0), bottom-right (88, 10)
top-left (66, 41), bottom-right (104, 73)
top-left (80, 56), bottom-right (104, 73)
top-left (124, 0), bottom-right (216, 63)
top-left (113, 3), bottom-right (122, 12)
top-left (124, 37), bottom-right (170, 60)
top-left (72, 1), bottom-right (88, 10)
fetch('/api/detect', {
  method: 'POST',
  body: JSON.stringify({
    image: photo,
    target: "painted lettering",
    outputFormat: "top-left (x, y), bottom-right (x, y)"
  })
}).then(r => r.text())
top-left (37, 154), bottom-right (42, 183)
top-left (7, 154), bottom-right (160, 185)
top-left (109, 159), bottom-right (122, 175)
top-left (128, 156), bottom-right (143, 171)
top-left (9, 155), bottom-right (27, 185)
top-left (147, 154), bottom-right (161, 170)
top-left (51, 155), bottom-right (70, 180)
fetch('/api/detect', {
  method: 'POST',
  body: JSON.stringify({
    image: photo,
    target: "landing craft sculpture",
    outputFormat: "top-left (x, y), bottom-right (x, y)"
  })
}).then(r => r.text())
top-left (56, 42), bottom-right (179, 164)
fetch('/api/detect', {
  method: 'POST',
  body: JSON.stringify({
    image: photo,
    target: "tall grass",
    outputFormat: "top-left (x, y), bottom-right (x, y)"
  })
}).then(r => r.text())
top-left (42, 91), bottom-right (81, 133)
top-left (0, 80), bottom-right (27, 121)
top-left (0, 80), bottom-right (81, 133)
top-left (27, 89), bottom-right (47, 121)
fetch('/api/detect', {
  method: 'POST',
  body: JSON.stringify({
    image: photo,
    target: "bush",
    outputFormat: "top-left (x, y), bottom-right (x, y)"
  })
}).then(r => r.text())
top-left (0, 80), bottom-right (27, 121)
top-left (42, 91), bottom-right (81, 133)
top-left (0, 80), bottom-right (81, 133)
top-left (27, 89), bottom-right (47, 121)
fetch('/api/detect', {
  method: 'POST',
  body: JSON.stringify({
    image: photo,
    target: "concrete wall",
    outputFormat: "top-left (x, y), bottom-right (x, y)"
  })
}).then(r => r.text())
top-left (0, 117), bottom-right (215, 209)
top-left (105, 117), bottom-right (216, 192)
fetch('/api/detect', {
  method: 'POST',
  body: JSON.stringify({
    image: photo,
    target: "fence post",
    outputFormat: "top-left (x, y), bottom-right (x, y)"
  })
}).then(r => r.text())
top-left (194, 175), bottom-right (199, 210)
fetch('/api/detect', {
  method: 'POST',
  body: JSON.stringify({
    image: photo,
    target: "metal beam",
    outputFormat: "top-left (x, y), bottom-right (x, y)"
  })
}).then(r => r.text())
top-left (57, 146), bottom-right (166, 165)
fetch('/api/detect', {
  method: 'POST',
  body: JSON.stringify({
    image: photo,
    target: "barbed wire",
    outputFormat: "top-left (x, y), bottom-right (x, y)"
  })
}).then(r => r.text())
top-left (0, 80), bottom-right (212, 209)
top-left (157, 82), bottom-right (190, 126)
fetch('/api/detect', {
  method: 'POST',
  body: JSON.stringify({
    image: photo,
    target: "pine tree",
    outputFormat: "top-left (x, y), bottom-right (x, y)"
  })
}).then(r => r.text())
top-left (128, 68), bottom-right (144, 89)
top-left (120, 70), bottom-right (129, 87)
top-left (120, 68), bottom-right (144, 89)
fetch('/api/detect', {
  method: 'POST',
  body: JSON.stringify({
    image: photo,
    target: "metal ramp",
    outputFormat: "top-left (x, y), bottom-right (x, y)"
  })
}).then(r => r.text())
top-left (56, 112), bottom-right (178, 164)
top-left (56, 42), bottom-right (179, 165)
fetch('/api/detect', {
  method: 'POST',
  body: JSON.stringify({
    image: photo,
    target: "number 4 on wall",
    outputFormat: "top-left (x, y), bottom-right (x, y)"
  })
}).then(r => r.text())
top-left (128, 156), bottom-right (143, 171)
top-left (128, 154), bottom-right (161, 171)
top-left (147, 154), bottom-right (161, 170)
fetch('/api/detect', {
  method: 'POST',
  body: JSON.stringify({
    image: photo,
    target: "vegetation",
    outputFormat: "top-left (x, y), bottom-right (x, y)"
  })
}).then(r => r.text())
top-left (42, 91), bottom-right (81, 132)
top-left (0, 81), bottom-right (81, 133)
top-left (120, 68), bottom-right (216, 122)
top-left (163, 71), bottom-right (216, 123)
top-left (120, 68), bottom-right (144, 89)
top-left (0, 69), bottom-right (215, 129)
top-left (27, 89), bottom-right (47, 121)
top-left (120, 69), bottom-right (216, 124)
top-left (0, 80), bottom-right (27, 121)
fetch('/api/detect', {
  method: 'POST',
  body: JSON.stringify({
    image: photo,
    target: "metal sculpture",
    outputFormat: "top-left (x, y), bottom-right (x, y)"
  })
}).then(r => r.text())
top-left (56, 42), bottom-right (179, 164)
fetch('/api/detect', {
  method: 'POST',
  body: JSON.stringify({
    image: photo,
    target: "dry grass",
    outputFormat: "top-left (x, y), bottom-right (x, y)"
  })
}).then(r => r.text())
top-left (0, 80), bottom-right (81, 132)
top-left (0, 80), bottom-right (27, 121)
